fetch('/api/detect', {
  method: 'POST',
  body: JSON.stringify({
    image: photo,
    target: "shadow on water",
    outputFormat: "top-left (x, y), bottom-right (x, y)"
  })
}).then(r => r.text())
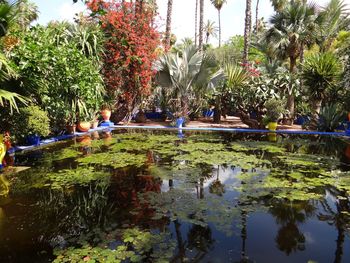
top-left (0, 130), bottom-right (350, 262)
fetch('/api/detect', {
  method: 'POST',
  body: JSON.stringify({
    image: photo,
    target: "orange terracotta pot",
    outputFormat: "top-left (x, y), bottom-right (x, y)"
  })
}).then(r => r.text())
top-left (101, 109), bottom-right (111, 122)
top-left (77, 121), bottom-right (91, 132)
top-left (77, 135), bottom-right (92, 145)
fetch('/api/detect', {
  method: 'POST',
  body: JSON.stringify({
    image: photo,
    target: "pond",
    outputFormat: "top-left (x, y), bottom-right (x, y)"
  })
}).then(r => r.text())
top-left (1, 129), bottom-right (350, 263)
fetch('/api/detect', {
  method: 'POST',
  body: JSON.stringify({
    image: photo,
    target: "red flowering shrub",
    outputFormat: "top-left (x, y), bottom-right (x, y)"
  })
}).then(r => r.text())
top-left (239, 62), bottom-right (261, 77)
top-left (85, 0), bottom-right (160, 117)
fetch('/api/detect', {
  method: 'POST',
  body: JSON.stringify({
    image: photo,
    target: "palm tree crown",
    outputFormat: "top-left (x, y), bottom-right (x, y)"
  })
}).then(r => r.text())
top-left (210, 0), bottom-right (226, 47)
top-left (265, 0), bottom-right (317, 118)
top-left (204, 19), bottom-right (218, 44)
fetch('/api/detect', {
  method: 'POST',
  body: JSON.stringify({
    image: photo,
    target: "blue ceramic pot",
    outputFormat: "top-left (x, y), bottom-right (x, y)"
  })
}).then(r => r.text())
top-left (176, 117), bottom-right (185, 128)
top-left (26, 135), bottom-right (41, 146)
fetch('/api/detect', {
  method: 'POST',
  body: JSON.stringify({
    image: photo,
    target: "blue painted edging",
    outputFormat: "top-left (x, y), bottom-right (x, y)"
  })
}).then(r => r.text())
top-left (112, 125), bottom-right (347, 137)
top-left (6, 125), bottom-right (348, 155)
top-left (7, 127), bottom-right (112, 154)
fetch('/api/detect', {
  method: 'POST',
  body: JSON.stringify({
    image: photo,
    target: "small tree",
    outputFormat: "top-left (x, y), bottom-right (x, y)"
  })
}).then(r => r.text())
top-left (302, 52), bottom-right (342, 122)
top-left (85, 0), bottom-right (160, 121)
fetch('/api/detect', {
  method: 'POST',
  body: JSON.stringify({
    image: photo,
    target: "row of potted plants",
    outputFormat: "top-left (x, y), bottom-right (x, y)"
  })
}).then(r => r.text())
top-left (67, 108), bottom-right (112, 133)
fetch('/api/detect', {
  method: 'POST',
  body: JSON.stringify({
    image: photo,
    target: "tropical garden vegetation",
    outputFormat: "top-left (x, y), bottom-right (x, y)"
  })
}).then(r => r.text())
top-left (0, 0), bottom-right (348, 143)
top-left (1, 1), bottom-right (350, 262)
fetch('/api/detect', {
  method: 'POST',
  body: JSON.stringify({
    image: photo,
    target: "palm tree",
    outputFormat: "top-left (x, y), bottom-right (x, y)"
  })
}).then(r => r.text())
top-left (270, 0), bottom-right (287, 11)
top-left (213, 63), bottom-right (248, 123)
top-left (204, 19), bottom-right (218, 44)
top-left (243, 0), bottom-right (252, 63)
top-left (0, 1), bottom-right (27, 112)
top-left (15, 0), bottom-right (39, 30)
top-left (199, 0), bottom-right (204, 50)
top-left (255, 0), bottom-right (259, 33)
top-left (164, 0), bottom-right (173, 50)
top-left (195, 0), bottom-right (198, 46)
top-left (302, 52), bottom-right (341, 120)
top-left (210, 0), bottom-right (226, 47)
top-left (265, 0), bottom-right (317, 120)
top-left (315, 0), bottom-right (350, 52)
top-left (155, 45), bottom-right (219, 118)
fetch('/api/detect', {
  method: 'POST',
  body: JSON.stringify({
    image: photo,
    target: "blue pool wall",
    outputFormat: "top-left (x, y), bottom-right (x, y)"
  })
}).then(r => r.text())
top-left (5, 125), bottom-right (349, 155)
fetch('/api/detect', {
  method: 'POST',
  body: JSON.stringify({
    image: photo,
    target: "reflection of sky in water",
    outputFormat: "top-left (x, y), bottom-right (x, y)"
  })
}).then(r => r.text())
top-left (158, 163), bottom-right (350, 262)
top-left (3, 131), bottom-right (350, 262)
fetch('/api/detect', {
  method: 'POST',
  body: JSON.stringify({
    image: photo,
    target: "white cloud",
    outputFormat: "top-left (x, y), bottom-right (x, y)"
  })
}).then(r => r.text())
top-left (58, 1), bottom-right (86, 22)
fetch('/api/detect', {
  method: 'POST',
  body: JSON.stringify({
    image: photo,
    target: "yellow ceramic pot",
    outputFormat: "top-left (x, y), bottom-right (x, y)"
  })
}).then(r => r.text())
top-left (268, 132), bottom-right (277, 142)
top-left (0, 135), bottom-right (6, 169)
top-left (268, 122), bottom-right (278, 131)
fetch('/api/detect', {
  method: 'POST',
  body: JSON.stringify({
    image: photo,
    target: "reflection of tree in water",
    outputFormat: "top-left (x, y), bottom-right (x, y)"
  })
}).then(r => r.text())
top-left (195, 166), bottom-right (215, 199)
top-left (209, 165), bottom-right (225, 196)
top-left (317, 187), bottom-right (350, 263)
top-left (168, 166), bottom-right (215, 262)
top-left (268, 199), bottom-right (315, 255)
top-left (187, 224), bottom-right (214, 254)
top-left (171, 220), bottom-right (214, 263)
top-left (30, 166), bottom-right (166, 249)
top-left (38, 182), bottom-right (115, 232)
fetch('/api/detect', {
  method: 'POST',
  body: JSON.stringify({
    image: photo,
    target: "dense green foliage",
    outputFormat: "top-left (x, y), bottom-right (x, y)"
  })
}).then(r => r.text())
top-left (265, 98), bottom-right (284, 122)
top-left (10, 23), bottom-right (105, 126)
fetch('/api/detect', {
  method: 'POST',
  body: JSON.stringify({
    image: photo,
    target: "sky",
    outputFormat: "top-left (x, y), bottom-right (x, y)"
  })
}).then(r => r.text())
top-left (33, 0), bottom-right (350, 46)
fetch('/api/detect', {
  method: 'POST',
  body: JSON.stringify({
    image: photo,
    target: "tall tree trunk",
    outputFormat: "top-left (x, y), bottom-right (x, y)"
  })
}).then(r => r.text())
top-left (214, 95), bottom-right (221, 123)
top-left (218, 9), bottom-right (222, 47)
top-left (243, 0), bottom-right (252, 63)
top-left (199, 0), bottom-right (204, 50)
top-left (135, 0), bottom-right (143, 14)
top-left (195, 0), bottom-right (198, 46)
top-left (310, 98), bottom-right (322, 129)
top-left (181, 95), bottom-right (189, 118)
top-left (255, 0), bottom-right (260, 33)
top-left (287, 56), bottom-right (297, 122)
top-left (299, 42), bottom-right (305, 65)
top-left (164, 0), bottom-right (173, 51)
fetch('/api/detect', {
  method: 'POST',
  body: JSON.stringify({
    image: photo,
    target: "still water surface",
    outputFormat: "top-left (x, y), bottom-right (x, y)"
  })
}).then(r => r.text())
top-left (0, 130), bottom-right (349, 262)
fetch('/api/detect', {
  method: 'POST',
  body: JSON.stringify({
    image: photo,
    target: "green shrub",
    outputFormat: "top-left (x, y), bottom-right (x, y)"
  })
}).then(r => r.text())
top-left (265, 98), bottom-right (284, 122)
top-left (12, 105), bottom-right (50, 140)
top-left (317, 104), bottom-right (345, 132)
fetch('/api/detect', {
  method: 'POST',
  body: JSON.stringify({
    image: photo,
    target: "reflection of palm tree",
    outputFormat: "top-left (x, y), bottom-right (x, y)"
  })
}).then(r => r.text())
top-left (187, 224), bottom-right (214, 261)
top-left (234, 210), bottom-right (254, 263)
top-left (209, 165), bottom-right (225, 196)
top-left (171, 221), bottom-right (214, 262)
top-left (275, 222), bottom-right (305, 255)
top-left (318, 187), bottom-right (350, 263)
top-left (269, 199), bottom-right (315, 255)
top-left (172, 220), bottom-right (186, 263)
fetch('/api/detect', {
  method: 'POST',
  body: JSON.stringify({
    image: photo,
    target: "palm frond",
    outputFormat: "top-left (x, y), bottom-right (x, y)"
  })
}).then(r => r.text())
top-left (0, 88), bottom-right (27, 113)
